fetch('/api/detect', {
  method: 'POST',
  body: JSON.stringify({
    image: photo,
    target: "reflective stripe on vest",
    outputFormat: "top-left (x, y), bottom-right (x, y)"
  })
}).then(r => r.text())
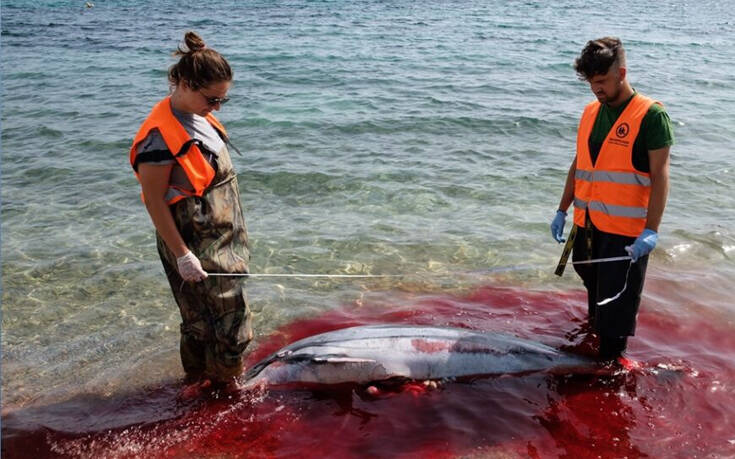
top-left (574, 197), bottom-right (648, 219)
top-left (574, 169), bottom-right (651, 187)
top-left (573, 94), bottom-right (657, 237)
top-left (164, 186), bottom-right (191, 203)
top-left (129, 96), bottom-right (228, 205)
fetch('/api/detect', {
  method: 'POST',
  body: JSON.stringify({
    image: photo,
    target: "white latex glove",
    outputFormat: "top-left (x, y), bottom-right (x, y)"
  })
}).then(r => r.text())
top-left (176, 250), bottom-right (208, 282)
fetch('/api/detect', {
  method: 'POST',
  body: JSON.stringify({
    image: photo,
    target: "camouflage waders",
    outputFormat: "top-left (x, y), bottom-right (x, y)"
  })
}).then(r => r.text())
top-left (156, 143), bottom-right (253, 381)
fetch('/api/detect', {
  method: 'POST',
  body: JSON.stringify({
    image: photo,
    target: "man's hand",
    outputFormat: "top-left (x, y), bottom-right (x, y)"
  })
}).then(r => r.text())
top-left (551, 210), bottom-right (567, 243)
top-left (625, 229), bottom-right (658, 262)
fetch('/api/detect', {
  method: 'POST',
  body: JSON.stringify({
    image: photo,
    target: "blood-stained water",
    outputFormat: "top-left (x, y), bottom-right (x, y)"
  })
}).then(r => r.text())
top-left (3, 282), bottom-right (735, 458)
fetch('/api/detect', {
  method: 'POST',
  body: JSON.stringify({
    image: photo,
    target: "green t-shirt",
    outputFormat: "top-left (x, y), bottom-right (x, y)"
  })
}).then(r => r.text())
top-left (588, 91), bottom-right (675, 173)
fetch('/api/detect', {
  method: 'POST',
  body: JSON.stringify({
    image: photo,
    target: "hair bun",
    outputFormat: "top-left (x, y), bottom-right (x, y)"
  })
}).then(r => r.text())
top-left (182, 31), bottom-right (206, 54)
top-left (168, 31), bottom-right (232, 90)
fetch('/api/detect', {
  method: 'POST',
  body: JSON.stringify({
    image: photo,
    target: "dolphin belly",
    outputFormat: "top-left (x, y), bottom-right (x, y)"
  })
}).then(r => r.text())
top-left (243, 324), bottom-right (595, 388)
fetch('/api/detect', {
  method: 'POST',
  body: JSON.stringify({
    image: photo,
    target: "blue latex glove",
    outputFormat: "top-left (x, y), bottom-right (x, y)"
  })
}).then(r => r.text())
top-left (625, 229), bottom-right (658, 262)
top-left (550, 210), bottom-right (567, 243)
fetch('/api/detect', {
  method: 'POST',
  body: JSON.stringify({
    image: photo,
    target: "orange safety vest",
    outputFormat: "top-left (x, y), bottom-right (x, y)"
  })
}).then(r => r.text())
top-left (129, 96), bottom-right (227, 205)
top-left (573, 94), bottom-right (657, 237)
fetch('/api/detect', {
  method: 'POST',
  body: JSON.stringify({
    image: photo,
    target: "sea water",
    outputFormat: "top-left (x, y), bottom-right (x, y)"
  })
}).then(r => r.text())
top-left (2, 0), bottom-right (734, 456)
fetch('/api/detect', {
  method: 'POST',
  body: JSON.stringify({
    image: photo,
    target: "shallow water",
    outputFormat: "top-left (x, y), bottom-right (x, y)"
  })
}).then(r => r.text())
top-left (2, 0), bottom-right (735, 456)
top-left (3, 283), bottom-right (735, 457)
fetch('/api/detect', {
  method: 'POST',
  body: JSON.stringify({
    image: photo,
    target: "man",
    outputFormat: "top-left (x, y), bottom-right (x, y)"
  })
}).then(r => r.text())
top-left (551, 37), bottom-right (674, 361)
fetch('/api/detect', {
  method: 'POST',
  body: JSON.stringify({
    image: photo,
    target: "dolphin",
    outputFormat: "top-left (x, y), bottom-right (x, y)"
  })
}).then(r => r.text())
top-left (242, 324), bottom-right (598, 388)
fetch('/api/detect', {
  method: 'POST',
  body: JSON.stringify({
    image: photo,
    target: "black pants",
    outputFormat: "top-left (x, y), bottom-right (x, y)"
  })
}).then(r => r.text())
top-left (572, 218), bottom-right (649, 358)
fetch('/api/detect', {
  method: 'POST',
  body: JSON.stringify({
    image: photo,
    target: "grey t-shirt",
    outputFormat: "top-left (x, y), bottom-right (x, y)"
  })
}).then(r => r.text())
top-left (136, 104), bottom-right (225, 190)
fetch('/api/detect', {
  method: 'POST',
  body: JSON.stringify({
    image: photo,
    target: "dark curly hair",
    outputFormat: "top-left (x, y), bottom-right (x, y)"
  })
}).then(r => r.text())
top-left (168, 31), bottom-right (232, 90)
top-left (574, 37), bottom-right (626, 81)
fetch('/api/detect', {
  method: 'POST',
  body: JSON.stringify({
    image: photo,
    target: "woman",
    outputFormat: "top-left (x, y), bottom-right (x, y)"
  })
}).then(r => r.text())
top-left (129, 32), bottom-right (252, 388)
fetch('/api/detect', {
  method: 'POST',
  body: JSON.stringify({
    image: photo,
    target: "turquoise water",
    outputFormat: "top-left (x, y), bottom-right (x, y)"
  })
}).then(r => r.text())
top-left (2, 0), bottom-right (734, 416)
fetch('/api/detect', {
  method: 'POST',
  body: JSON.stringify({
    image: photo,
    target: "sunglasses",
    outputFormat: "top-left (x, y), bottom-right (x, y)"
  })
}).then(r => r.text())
top-left (200, 91), bottom-right (230, 106)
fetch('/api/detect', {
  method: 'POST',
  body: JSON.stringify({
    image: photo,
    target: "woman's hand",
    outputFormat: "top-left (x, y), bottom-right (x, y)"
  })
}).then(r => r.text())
top-left (176, 250), bottom-right (209, 282)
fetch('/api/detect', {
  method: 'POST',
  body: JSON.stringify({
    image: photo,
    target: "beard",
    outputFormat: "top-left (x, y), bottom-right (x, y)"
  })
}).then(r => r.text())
top-left (595, 83), bottom-right (623, 105)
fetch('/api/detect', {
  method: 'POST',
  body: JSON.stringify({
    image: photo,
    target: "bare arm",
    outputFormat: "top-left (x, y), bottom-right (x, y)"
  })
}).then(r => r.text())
top-left (557, 157), bottom-right (577, 213)
top-left (645, 146), bottom-right (671, 232)
top-left (138, 163), bottom-right (189, 258)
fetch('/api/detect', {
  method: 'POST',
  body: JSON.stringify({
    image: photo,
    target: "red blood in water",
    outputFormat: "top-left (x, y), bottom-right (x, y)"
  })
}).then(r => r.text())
top-left (3, 284), bottom-right (735, 458)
